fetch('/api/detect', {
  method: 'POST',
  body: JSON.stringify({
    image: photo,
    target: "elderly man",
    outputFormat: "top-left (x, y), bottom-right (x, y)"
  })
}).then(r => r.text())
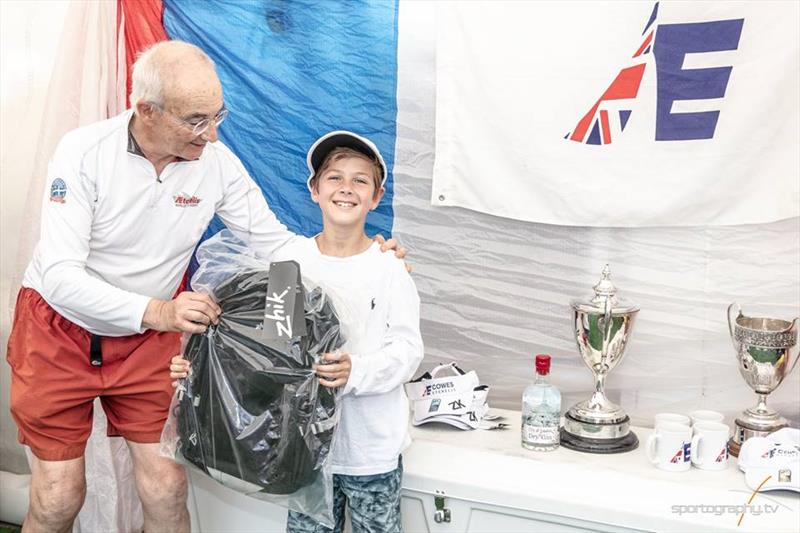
top-left (6, 40), bottom-right (402, 533)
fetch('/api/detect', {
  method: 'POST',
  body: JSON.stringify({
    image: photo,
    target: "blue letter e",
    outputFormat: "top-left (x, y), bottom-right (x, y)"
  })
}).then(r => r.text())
top-left (654, 19), bottom-right (744, 141)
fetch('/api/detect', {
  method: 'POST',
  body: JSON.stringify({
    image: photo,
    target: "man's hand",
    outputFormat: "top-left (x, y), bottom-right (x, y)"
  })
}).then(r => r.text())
top-left (373, 234), bottom-right (411, 272)
top-left (142, 292), bottom-right (221, 333)
top-left (169, 355), bottom-right (191, 388)
top-left (314, 351), bottom-right (352, 388)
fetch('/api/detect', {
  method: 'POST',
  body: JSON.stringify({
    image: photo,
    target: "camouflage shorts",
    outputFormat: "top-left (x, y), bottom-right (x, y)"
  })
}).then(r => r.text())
top-left (286, 458), bottom-right (403, 533)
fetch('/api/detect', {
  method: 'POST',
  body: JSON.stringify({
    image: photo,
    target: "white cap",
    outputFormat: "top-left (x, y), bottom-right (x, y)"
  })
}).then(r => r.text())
top-left (405, 363), bottom-right (490, 431)
top-left (306, 130), bottom-right (387, 193)
top-left (738, 427), bottom-right (800, 493)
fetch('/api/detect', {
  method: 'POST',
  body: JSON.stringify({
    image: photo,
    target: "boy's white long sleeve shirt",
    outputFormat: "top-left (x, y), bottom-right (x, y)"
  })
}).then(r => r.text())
top-left (273, 237), bottom-right (424, 476)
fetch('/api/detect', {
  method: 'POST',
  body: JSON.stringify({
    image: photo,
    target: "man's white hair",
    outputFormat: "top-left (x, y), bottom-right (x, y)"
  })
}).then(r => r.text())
top-left (130, 40), bottom-right (215, 112)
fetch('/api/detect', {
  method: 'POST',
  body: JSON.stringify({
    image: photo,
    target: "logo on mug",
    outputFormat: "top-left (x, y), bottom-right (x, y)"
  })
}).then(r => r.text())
top-left (670, 448), bottom-right (683, 463)
top-left (671, 442), bottom-right (691, 463)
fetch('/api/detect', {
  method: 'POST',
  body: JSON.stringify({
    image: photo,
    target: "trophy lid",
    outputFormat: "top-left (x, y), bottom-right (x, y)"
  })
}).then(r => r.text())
top-left (570, 265), bottom-right (639, 315)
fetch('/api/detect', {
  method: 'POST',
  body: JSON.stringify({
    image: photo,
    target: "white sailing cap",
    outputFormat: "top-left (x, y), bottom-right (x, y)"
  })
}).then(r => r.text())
top-left (306, 130), bottom-right (387, 193)
top-left (738, 427), bottom-right (800, 493)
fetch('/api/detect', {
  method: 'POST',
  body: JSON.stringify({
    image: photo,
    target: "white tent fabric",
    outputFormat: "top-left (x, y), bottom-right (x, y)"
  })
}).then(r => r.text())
top-left (11, 0), bottom-right (127, 286)
top-left (1, 1), bottom-right (142, 531)
top-left (395, 1), bottom-right (799, 428)
top-left (432, 1), bottom-right (800, 227)
top-left (0, 0), bottom-right (67, 477)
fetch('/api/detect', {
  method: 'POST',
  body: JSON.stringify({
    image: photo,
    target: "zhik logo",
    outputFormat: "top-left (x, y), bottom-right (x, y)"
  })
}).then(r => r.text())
top-left (565, 1), bottom-right (744, 145)
top-left (448, 399), bottom-right (466, 410)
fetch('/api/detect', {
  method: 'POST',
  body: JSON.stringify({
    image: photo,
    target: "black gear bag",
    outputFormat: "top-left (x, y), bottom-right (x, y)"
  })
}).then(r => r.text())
top-left (160, 232), bottom-right (343, 526)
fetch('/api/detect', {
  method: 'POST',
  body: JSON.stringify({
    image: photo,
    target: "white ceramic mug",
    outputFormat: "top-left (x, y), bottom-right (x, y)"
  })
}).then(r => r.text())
top-left (689, 410), bottom-right (724, 425)
top-left (646, 422), bottom-right (692, 472)
top-left (691, 421), bottom-right (729, 471)
top-left (654, 413), bottom-right (691, 428)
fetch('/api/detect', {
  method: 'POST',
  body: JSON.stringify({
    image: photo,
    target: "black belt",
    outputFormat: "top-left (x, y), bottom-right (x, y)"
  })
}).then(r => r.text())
top-left (90, 334), bottom-right (103, 367)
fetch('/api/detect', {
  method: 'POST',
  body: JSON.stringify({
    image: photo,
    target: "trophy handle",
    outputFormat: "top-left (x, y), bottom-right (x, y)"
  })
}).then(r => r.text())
top-left (599, 295), bottom-right (613, 370)
top-left (786, 317), bottom-right (800, 377)
top-left (727, 303), bottom-right (742, 351)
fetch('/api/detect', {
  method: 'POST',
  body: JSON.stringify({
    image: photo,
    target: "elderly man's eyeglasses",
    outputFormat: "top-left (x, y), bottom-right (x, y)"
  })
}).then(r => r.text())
top-left (154, 104), bottom-right (229, 136)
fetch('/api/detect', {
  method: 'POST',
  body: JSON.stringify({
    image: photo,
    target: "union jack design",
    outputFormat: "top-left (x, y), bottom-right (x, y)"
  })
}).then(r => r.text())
top-left (670, 447), bottom-right (683, 463)
top-left (565, 2), bottom-right (658, 145)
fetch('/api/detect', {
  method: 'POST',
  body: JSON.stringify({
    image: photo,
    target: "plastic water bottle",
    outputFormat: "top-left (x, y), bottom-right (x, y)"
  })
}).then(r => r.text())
top-left (521, 354), bottom-right (561, 451)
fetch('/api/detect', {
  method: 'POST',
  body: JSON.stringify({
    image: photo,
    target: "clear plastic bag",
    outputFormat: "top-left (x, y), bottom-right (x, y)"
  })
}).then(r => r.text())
top-left (160, 231), bottom-right (343, 527)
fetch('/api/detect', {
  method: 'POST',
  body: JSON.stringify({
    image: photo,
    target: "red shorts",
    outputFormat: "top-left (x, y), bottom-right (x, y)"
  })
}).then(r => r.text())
top-left (6, 288), bottom-right (180, 461)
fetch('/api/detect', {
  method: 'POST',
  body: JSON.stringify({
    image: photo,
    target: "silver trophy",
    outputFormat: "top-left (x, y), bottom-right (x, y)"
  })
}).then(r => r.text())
top-left (561, 265), bottom-right (640, 453)
top-left (727, 304), bottom-right (799, 457)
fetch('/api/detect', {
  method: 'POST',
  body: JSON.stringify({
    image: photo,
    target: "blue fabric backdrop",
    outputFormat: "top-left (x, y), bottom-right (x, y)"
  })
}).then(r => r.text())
top-left (163, 0), bottom-right (398, 241)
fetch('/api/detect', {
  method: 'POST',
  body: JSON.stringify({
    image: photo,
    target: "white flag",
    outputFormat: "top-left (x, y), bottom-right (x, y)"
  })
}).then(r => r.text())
top-left (432, 1), bottom-right (800, 226)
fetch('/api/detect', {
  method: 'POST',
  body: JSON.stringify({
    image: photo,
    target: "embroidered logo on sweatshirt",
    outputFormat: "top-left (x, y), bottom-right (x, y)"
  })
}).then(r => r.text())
top-left (49, 178), bottom-right (67, 203)
top-left (174, 193), bottom-right (202, 207)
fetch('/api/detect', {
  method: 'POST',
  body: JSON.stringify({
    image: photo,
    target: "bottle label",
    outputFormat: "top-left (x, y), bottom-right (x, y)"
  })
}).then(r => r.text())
top-left (523, 423), bottom-right (559, 444)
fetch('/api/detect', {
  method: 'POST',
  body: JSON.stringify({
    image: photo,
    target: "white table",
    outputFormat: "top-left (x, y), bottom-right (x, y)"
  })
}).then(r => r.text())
top-left (402, 408), bottom-right (799, 532)
top-left (184, 407), bottom-right (798, 532)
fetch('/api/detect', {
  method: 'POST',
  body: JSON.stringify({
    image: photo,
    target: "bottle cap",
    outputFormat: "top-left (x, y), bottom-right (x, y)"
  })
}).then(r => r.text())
top-left (535, 354), bottom-right (551, 375)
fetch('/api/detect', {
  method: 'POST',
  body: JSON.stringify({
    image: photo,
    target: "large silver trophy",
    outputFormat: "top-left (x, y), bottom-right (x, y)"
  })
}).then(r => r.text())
top-left (727, 304), bottom-right (799, 457)
top-left (561, 265), bottom-right (640, 453)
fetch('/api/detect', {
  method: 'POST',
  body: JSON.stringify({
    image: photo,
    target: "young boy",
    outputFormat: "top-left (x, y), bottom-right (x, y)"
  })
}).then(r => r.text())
top-left (170, 131), bottom-right (424, 533)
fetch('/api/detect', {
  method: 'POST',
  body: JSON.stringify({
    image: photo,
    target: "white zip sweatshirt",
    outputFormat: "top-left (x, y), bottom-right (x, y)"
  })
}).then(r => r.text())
top-left (23, 110), bottom-right (295, 336)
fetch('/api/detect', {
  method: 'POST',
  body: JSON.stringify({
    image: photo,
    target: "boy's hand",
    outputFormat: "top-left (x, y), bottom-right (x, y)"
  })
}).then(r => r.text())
top-left (373, 235), bottom-right (411, 272)
top-left (169, 355), bottom-right (191, 387)
top-left (314, 351), bottom-right (352, 388)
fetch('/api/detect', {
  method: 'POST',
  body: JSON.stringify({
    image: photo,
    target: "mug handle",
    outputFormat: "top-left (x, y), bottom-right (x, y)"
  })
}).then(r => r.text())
top-left (646, 434), bottom-right (659, 465)
top-left (691, 434), bottom-right (703, 466)
top-left (727, 303), bottom-right (742, 352)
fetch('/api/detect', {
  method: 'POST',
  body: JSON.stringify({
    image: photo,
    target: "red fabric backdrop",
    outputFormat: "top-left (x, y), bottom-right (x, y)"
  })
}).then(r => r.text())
top-left (118, 0), bottom-right (167, 106)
